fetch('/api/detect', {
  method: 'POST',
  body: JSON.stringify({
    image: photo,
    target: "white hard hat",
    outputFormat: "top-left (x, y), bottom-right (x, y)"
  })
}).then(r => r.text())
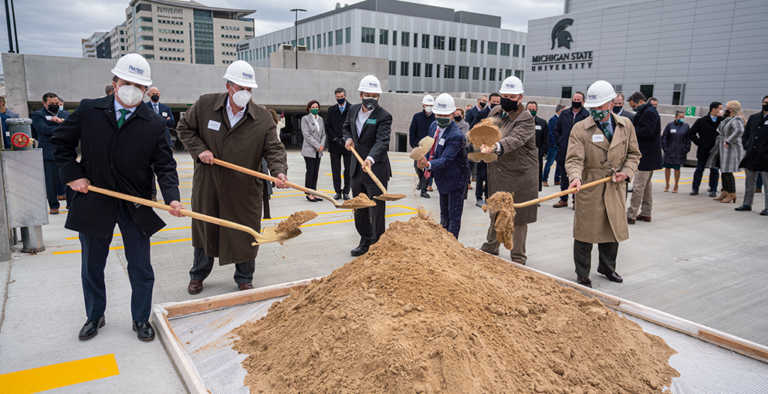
top-left (499, 76), bottom-right (524, 95)
top-left (223, 60), bottom-right (259, 88)
top-left (422, 95), bottom-right (435, 105)
top-left (584, 80), bottom-right (617, 108)
top-left (432, 93), bottom-right (456, 115)
top-left (111, 53), bottom-right (152, 86)
top-left (358, 75), bottom-right (383, 94)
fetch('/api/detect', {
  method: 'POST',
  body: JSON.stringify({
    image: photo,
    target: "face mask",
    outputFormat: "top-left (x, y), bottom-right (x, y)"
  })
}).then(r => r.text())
top-left (362, 97), bottom-right (378, 111)
top-left (478, 102), bottom-right (486, 109)
top-left (489, 103), bottom-right (498, 109)
top-left (589, 108), bottom-right (611, 123)
top-left (230, 88), bottom-right (252, 108)
top-left (725, 109), bottom-right (731, 116)
top-left (47, 104), bottom-right (60, 113)
top-left (500, 97), bottom-right (519, 113)
top-left (150, 95), bottom-right (160, 103)
top-left (530, 110), bottom-right (537, 117)
top-left (435, 117), bottom-right (451, 128)
top-left (336, 98), bottom-right (346, 105)
top-left (572, 101), bottom-right (583, 110)
top-left (763, 103), bottom-right (768, 112)
top-left (310, 108), bottom-right (319, 115)
top-left (675, 119), bottom-right (684, 125)
top-left (453, 115), bottom-right (462, 122)
top-left (117, 84), bottom-right (144, 107)
top-left (612, 106), bottom-right (622, 114)
top-left (717, 109), bottom-right (724, 117)
top-left (424, 106), bottom-right (433, 114)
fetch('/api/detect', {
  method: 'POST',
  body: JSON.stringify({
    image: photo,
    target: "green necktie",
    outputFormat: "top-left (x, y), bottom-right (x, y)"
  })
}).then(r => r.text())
top-left (117, 109), bottom-right (130, 128)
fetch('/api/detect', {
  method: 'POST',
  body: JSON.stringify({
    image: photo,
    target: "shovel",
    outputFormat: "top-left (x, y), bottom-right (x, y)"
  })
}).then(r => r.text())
top-left (86, 185), bottom-right (282, 246)
top-left (349, 146), bottom-right (405, 202)
top-left (212, 159), bottom-right (375, 210)
top-left (467, 118), bottom-right (500, 163)
top-left (409, 136), bottom-right (435, 161)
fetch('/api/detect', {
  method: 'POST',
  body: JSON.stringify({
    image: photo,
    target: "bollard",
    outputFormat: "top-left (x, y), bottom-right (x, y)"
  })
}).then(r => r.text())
top-left (21, 226), bottom-right (45, 254)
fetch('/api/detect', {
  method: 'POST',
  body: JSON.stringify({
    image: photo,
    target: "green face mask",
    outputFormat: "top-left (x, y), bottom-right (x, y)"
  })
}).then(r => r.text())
top-left (310, 108), bottom-right (319, 115)
top-left (589, 108), bottom-right (611, 123)
top-left (435, 117), bottom-right (451, 128)
top-left (530, 110), bottom-right (537, 117)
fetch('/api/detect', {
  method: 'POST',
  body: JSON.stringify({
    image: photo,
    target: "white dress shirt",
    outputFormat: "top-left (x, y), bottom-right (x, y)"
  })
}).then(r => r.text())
top-left (114, 99), bottom-right (137, 122)
top-left (225, 98), bottom-right (245, 127)
top-left (348, 107), bottom-right (375, 164)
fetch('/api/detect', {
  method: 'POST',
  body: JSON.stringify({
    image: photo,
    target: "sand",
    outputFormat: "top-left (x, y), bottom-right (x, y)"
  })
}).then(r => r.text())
top-left (341, 193), bottom-right (377, 208)
top-left (468, 118), bottom-right (501, 148)
top-left (232, 216), bottom-right (679, 394)
top-left (484, 192), bottom-right (517, 250)
top-left (274, 210), bottom-right (318, 236)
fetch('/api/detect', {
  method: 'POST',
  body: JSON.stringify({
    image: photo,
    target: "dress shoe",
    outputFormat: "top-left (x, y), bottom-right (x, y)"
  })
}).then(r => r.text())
top-left (554, 181), bottom-right (561, 186)
top-left (78, 316), bottom-right (105, 340)
top-left (426, 186), bottom-right (434, 192)
top-left (57, 195), bottom-right (66, 201)
top-left (576, 277), bottom-right (592, 288)
top-left (480, 247), bottom-right (499, 256)
top-left (597, 267), bottom-right (623, 283)
top-left (476, 200), bottom-right (484, 208)
top-left (416, 182), bottom-right (422, 190)
top-left (735, 205), bottom-right (751, 211)
top-left (690, 190), bottom-right (699, 196)
top-left (187, 279), bottom-right (203, 295)
top-left (343, 194), bottom-right (350, 200)
top-left (627, 217), bottom-right (636, 224)
top-left (713, 191), bottom-right (728, 201)
top-left (553, 200), bottom-right (568, 208)
top-left (760, 209), bottom-right (768, 216)
top-left (543, 182), bottom-right (549, 187)
top-left (512, 260), bottom-right (525, 266)
top-left (238, 282), bottom-right (254, 291)
top-left (420, 192), bottom-right (430, 198)
top-left (49, 208), bottom-right (59, 215)
top-left (334, 193), bottom-right (342, 200)
top-left (350, 244), bottom-right (369, 256)
top-left (636, 215), bottom-right (651, 222)
top-left (756, 188), bottom-right (763, 194)
top-left (720, 193), bottom-right (738, 204)
top-left (708, 190), bottom-right (717, 197)
top-left (132, 320), bottom-right (155, 342)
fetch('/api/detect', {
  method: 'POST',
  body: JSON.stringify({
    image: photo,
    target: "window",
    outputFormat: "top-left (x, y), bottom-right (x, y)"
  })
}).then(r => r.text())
top-left (433, 35), bottom-right (445, 50)
top-left (379, 29), bottom-right (388, 45)
top-left (437, 64), bottom-right (441, 78)
top-left (522, 45), bottom-right (525, 57)
top-left (614, 84), bottom-right (622, 93)
top-left (444, 65), bottom-right (455, 79)
top-left (400, 61), bottom-right (409, 76)
top-left (459, 38), bottom-right (467, 52)
top-left (317, 34), bottom-right (322, 48)
top-left (470, 39), bottom-right (477, 53)
top-left (413, 62), bottom-right (421, 77)
top-left (361, 27), bottom-right (375, 44)
top-left (336, 29), bottom-right (343, 45)
top-left (488, 42), bottom-right (497, 55)
top-left (393, 31), bottom-right (397, 46)
top-left (671, 84), bottom-right (686, 105)
top-left (448, 37), bottom-right (456, 51)
top-left (389, 61), bottom-right (396, 76)
top-left (425, 63), bottom-right (433, 78)
top-left (505, 69), bottom-right (513, 78)
top-left (482, 68), bottom-right (486, 81)
top-left (513, 44), bottom-right (520, 57)
top-left (459, 66), bottom-right (469, 80)
top-left (489, 68), bottom-right (496, 81)
top-left (299, 38), bottom-right (305, 47)
top-left (500, 43), bottom-right (510, 57)
top-left (401, 32), bottom-right (409, 47)
top-left (422, 34), bottom-right (430, 49)
top-left (328, 32), bottom-right (333, 47)
top-left (561, 86), bottom-right (572, 99)
top-left (499, 69), bottom-right (503, 81)
top-left (472, 67), bottom-right (480, 80)
top-left (640, 85), bottom-right (655, 99)
top-left (480, 41), bottom-right (484, 54)
top-left (514, 70), bottom-right (524, 81)
top-left (413, 33), bottom-right (418, 48)
top-left (346, 27), bottom-right (351, 44)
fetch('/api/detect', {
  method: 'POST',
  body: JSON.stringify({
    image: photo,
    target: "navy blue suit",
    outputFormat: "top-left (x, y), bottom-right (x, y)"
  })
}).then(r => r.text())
top-left (553, 107), bottom-right (589, 201)
top-left (426, 121), bottom-right (470, 238)
top-left (543, 114), bottom-right (561, 183)
top-left (465, 105), bottom-right (481, 126)
top-left (31, 108), bottom-right (70, 209)
top-left (409, 110), bottom-right (435, 192)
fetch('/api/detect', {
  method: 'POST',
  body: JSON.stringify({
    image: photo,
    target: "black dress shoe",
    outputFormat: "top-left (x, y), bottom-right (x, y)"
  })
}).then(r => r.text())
top-left (79, 316), bottom-right (105, 340)
top-left (690, 190), bottom-right (699, 196)
top-left (343, 194), bottom-right (350, 200)
top-left (761, 209), bottom-right (768, 216)
top-left (597, 267), bottom-right (623, 283)
top-left (735, 205), bottom-right (751, 211)
top-left (708, 190), bottom-right (717, 197)
top-left (133, 320), bottom-right (155, 342)
top-left (420, 192), bottom-right (430, 198)
top-left (576, 277), bottom-right (592, 288)
top-left (350, 245), bottom-right (369, 256)
top-left (334, 193), bottom-right (342, 200)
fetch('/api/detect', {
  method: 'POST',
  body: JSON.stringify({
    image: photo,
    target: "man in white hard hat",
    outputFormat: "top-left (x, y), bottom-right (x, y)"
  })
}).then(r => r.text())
top-left (478, 76), bottom-right (538, 265)
top-left (416, 93), bottom-right (471, 238)
top-left (565, 80), bottom-right (641, 288)
top-left (51, 53), bottom-right (185, 342)
top-left (342, 75), bottom-right (393, 256)
top-left (177, 60), bottom-right (289, 294)
top-left (409, 94), bottom-right (435, 198)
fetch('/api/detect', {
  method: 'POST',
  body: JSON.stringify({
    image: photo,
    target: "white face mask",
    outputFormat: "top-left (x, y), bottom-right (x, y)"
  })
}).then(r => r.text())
top-left (424, 106), bottom-right (433, 114)
top-left (230, 87), bottom-right (252, 108)
top-left (117, 84), bottom-right (144, 107)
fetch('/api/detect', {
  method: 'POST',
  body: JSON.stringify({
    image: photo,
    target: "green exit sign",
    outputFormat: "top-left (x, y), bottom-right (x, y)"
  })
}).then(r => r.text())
top-left (685, 106), bottom-right (696, 117)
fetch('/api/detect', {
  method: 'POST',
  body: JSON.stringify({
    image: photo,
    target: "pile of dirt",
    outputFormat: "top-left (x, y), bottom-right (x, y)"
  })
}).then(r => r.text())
top-left (468, 118), bottom-right (501, 147)
top-left (274, 210), bottom-right (318, 236)
top-left (484, 191), bottom-right (517, 250)
top-left (232, 216), bottom-right (679, 394)
top-left (341, 193), bottom-right (376, 208)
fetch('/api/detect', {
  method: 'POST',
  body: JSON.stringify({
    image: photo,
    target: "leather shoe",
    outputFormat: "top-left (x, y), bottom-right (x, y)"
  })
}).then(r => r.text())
top-left (426, 186), bottom-right (434, 192)
top-left (756, 188), bottom-right (763, 194)
top-left (78, 316), bottom-right (105, 340)
top-left (553, 200), bottom-right (568, 208)
top-left (690, 190), bottom-right (699, 196)
top-left (627, 217), bottom-right (636, 224)
top-left (761, 210), bottom-right (768, 216)
top-left (187, 279), bottom-right (203, 295)
top-left (351, 245), bottom-right (369, 256)
top-left (576, 277), bottom-right (592, 288)
top-left (636, 215), bottom-right (651, 222)
top-left (132, 320), bottom-right (155, 342)
top-left (57, 195), bottom-right (66, 201)
top-left (708, 190), bottom-right (717, 197)
top-left (334, 193), bottom-right (342, 200)
top-left (343, 194), bottom-right (350, 200)
top-left (554, 181), bottom-right (561, 185)
top-left (415, 182), bottom-right (422, 190)
top-left (49, 208), bottom-right (59, 215)
top-left (543, 182), bottom-right (549, 187)
top-left (238, 282), bottom-right (254, 291)
top-left (597, 267), bottom-right (623, 283)
top-left (735, 205), bottom-right (751, 211)
top-left (420, 192), bottom-right (430, 198)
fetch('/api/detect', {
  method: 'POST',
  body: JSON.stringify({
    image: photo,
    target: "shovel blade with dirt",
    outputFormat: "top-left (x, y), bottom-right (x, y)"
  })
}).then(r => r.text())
top-left (349, 146), bottom-right (405, 202)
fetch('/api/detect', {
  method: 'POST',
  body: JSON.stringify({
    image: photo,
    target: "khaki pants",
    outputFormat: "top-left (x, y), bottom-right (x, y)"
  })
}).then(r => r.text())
top-left (481, 215), bottom-right (528, 264)
top-left (627, 170), bottom-right (653, 219)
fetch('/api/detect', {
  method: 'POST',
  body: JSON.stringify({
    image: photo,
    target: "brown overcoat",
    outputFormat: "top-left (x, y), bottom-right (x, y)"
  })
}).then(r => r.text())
top-left (487, 106), bottom-right (539, 225)
top-left (177, 93), bottom-right (288, 265)
top-left (565, 115), bottom-right (641, 244)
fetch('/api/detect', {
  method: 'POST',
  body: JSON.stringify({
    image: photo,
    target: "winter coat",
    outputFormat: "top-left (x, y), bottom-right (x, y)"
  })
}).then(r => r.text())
top-left (706, 116), bottom-right (745, 173)
top-left (325, 102), bottom-right (349, 154)
top-left (631, 102), bottom-right (662, 171)
top-left (661, 121), bottom-right (691, 165)
top-left (301, 114), bottom-right (326, 158)
top-left (554, 106), bottom-right (589, 163)
top-left (565, 115), bottom-right (641, 244)
top-left (740, 112), bottom-right (768, 172)
top-left (31, 108), bottom-right (70, 160)
top-left (689, 115), bottom-right (722, 160)
top-left (487, 106), bottom-right (539, 225)
top-left (457, 119), bottom-right (470, 138)
top-left (408, 110), bottom-right (435, 149)
top-left (177, 93), bottom-right (288, 265)
top-left (426, 121), bottom-right (470, 193)
top-left (534, 115), bottom-right (549, 159)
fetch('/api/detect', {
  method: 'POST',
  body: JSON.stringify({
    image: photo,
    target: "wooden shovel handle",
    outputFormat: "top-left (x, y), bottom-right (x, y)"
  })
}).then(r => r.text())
top-left (86, 185), bottom-right (265, 245)
top-left (349, 146), bottom-right (388, 195)
top-left (514, 176), bottom-right (614, 208)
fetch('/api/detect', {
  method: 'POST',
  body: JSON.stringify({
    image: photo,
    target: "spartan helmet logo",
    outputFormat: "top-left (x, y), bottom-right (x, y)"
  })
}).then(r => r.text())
top-left (551, 18), bottom-right (574, 50)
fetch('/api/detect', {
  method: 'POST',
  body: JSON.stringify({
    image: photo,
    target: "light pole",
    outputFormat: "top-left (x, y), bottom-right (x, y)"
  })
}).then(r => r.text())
top-left (289, 8), bottom-right (306, 70)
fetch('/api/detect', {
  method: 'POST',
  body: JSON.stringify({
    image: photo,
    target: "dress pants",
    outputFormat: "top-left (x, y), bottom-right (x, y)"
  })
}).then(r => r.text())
top-left (556, 162), bottom-right (573, 202)
top-left (414, 161), bottom-right (429, 192)
top-left (757, 173), bottom-right (763, 190)
top-left (439, 187), bottom-right (465, 238)
top-left (475, 162), bottom-right (488, 201)
top-left (482, 216), bottom-right (528, 264)
top-left (573, 240), bottom-right (618, 279)
top-left (80, 202), bottom-right (153, 321)
top-left (304, 154), bottom-right (322, 191)
top-left (743, 170), bottom-right (768, 209)
top-left (43, 159), bottom-right (61, 209)
top-left (351, 170), bottom-right (388, 245)
top-left (330, 149), bottom-right (351, 194)
top-left (189, 247), bottom-right (255, 285)
top-left (542, 147), bottom-right (560, 183)
top-left (538, 156), bottom-right (544, 192)
top-left (627, 170), bottom-right (653, 219)
top-left (692, 156), bottom-right (719, 192)
top-left (469, 161), bottom-right (477, 178)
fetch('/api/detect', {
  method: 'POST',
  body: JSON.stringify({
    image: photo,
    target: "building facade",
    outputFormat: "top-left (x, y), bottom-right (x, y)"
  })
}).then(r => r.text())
top-left (95, 23), bottom-right (128, 60)
top-left (236, 0), bottom-right (527, 94)
top-left (81, 32), bottom-right (105, 58)
top-left (525, 0), bottom-right (767, 109)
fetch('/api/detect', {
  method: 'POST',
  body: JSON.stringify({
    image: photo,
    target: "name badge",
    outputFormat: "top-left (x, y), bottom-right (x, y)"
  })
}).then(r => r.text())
top-left (592, 134), bottom-right (605, 143)
top-left (670, 129), bottom-right (677, 133)
top-left (45, 116), bottom-right (52, 121)
top-left (162, 112), bottom-right (168, 117)
top-left (366, 119), bottom-right (377, 125)
top-left (764, 120), bottom-right (768, 125)
top-left (535, 125), bottom-right (541, 130)
top-left (439, 138), bottom-right (445, 146)
top-left (208, 120), bottom-right (221, 131)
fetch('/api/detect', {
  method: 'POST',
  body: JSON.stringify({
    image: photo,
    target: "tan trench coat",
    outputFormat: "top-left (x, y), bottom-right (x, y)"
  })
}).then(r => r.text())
top-left (177, 93), bottom-right (288, 265)
top-left (565, 115), bottom-right (641, 244)
top-left (488, 106), bottom-right (539, 225)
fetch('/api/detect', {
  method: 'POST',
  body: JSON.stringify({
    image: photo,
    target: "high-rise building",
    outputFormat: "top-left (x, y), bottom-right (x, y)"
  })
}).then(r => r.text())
top-left (81, 32), bottom-right (106, 58)
top-left (236, 0), bottom-right (526, 94)
top-left (95, 23), bottom-right (128, 60)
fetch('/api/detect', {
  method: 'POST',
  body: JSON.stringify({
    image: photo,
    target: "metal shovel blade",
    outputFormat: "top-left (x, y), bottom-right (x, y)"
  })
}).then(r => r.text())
top-left (262, 226), bottom-right (302, 241)
top-left (374, 193), bottom-right (406, 201)
top-left (468, 152), bottom-right (498, 163)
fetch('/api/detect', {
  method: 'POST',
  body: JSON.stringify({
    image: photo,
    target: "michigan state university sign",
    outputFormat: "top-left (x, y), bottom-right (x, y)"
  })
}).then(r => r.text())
top-left (531, 18), bottom-right (595, 72)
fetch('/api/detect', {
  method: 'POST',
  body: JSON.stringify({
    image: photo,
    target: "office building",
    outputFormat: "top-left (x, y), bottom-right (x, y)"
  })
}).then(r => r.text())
top-left (81, 32), bottom-right (105, 58)
top-left (95, 23), bottom-right (128, 60)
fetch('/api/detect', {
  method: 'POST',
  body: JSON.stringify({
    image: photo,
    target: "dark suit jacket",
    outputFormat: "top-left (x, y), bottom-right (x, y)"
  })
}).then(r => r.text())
top-left (547, 114), bottom-right (558, 147)
top-left (31, 109), bottom-right (70, 160)
top-left (690, 114), bottom-right (723, 160)
top-left (615, 108), bottom-right (635, 123)
top-left (342, 104), bottom-right (392, 184)
top-left (632, 102), bottom-right (662, 171)
top-left (145, 101), bottom-right (175, 129)
top-left (465, 105), bottom-right (481, 126)
top-left (426, 121), bottom-right (470, 193)
top-left (470, 106), bottom-right (493, 128)
top-left (325, 101), bottom-right (349, 154)
top-left (534, 115), bottom-right (549, 158)
top-left (51, 95), bottom-right (180, 237)
top-left (408, 111), bottom-right (434, 148)
top-left (740, 112), bottom-right (768, 172)
top-left (553, 107), bottom-right (589, 163)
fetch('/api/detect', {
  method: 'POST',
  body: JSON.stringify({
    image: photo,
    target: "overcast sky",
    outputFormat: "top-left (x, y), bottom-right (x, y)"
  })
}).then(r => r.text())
top-left (0, 0), bottom-right (563, 62)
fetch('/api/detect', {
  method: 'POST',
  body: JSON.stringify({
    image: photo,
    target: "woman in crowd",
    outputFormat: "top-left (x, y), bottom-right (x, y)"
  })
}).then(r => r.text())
top-left (706, 100), bottom-right (745, 204)
top-left (661, 110), bottom-right (691, 193)
top-left (301, 100), bottom-right (326, 202)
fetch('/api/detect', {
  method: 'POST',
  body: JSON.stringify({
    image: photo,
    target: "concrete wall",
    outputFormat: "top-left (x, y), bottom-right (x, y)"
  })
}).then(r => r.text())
top-left (269, 50), bottom-right (389, 77)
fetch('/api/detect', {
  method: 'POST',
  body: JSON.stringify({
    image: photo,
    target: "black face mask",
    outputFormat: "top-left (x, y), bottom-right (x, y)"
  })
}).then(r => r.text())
top-left (336, 98), bottom-right (346, 105)
top-left (489, 103), bottom-right (499, 110)
top-left (453, 116), bottom-right (462, 122)
top-left (762, 103), bottom-right (768, 112)
top-left (47, 104), bottom-right (60, 113)
top-left (478, 102), bottom-right (486, 109)
top-left (612, 106), bottom-right (622, 114)
top-left (725, 109), bottom-right (731, 116)
top-left (572, 101), bottom-right (583, 110)
top-left (500, 97), bottom-right (519, 113)
top-left (362, 97), bottom-right (378, 111)
top-left (151, 95), bottom-right (160, 103)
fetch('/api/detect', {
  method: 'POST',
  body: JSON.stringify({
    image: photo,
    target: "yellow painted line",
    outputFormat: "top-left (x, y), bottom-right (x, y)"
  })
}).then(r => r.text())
top-left (652, 172), bottom-right (744, 183)
top-left (0, 354), bottom-right (119, 393)
top-left (392, 171), bottom-right (418, 177)
top-left (54, 238), bottom-right (192, 255)
top-left (671, 176), bottom-right (744, 186)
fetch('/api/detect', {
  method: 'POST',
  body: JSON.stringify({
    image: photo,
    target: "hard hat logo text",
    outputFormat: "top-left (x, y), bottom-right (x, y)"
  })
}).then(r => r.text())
top-left (242, 72), bottom-right (253, 79)
top-left (128, 65), bottom-right (145, 75)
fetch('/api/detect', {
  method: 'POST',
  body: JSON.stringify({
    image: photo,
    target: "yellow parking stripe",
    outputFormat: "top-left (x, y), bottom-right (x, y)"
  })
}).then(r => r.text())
top-left (0, 354), bottom-right (119, 393)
